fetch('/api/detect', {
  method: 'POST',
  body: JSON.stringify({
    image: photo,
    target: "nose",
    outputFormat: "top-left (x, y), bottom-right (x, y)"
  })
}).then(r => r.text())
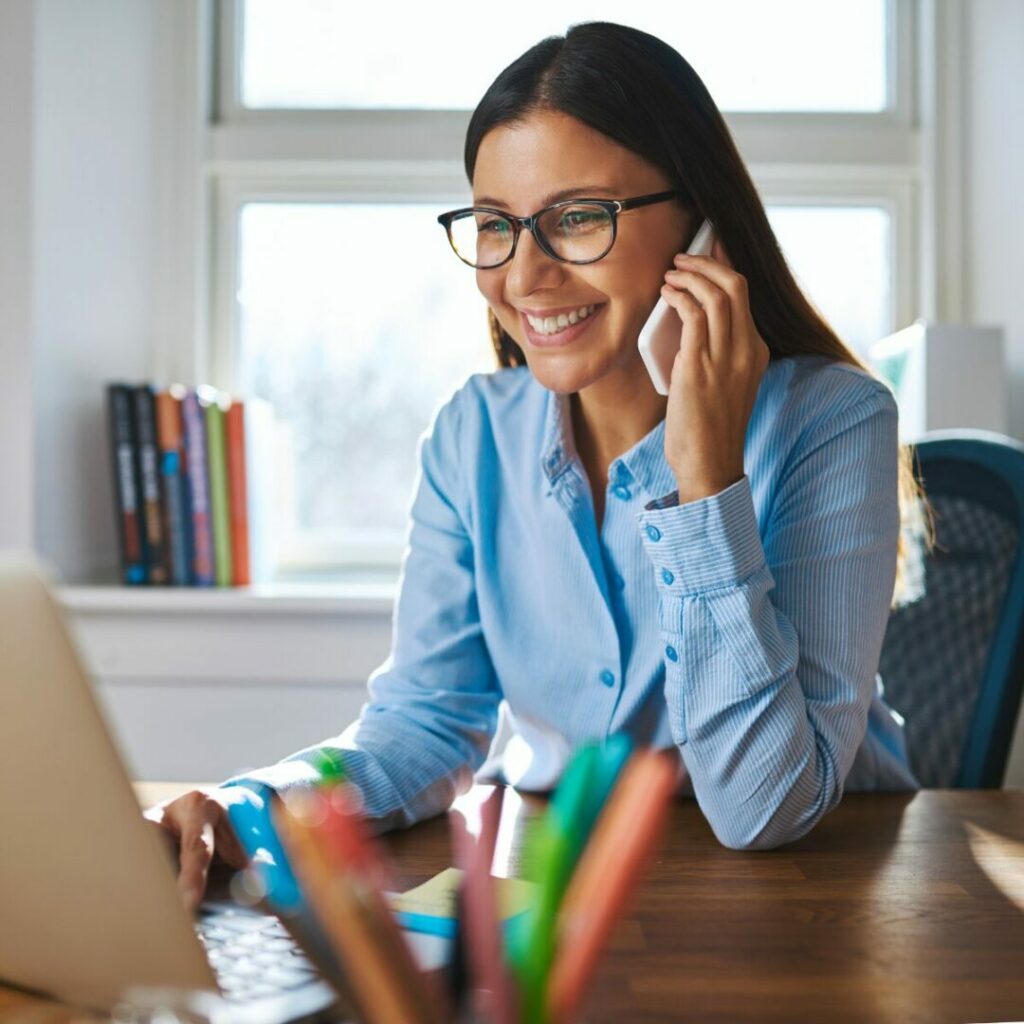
top-left (504, 225), bottom-right (566, 298)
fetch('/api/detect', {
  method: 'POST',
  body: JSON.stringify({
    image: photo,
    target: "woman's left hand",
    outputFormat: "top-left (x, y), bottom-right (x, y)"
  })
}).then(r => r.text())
top-left (660, 238), bottom-right (771, 504)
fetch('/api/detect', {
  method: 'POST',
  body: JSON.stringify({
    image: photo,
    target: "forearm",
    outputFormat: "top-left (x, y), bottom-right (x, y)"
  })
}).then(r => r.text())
top-left (663, 567), bottom-right (849, 850)
top-left (639, 475), bottom-right (890, 851)
top-left (223, 697), bottom-right (496, 834)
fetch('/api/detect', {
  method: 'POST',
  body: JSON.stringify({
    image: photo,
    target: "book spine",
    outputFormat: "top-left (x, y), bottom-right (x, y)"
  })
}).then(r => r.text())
top-left (205, 397), bottom-right (234, 587)
top-left (244, 396), bottom-right (275, 584)
top-left (181, 391), bottom-right (215, 586)
top-left (155, 390), bottom-right (191, 585)
top-left (132, 385), bottom-right (169, 584)
top-left (106, 384), bottom-right (146, 584)
top-left (226, 400), bottom-right (251, 586)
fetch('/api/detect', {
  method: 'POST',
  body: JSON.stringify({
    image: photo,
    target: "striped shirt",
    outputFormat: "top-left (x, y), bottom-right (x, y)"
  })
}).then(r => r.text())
top-left (226, 354), bottom-right (919, 850)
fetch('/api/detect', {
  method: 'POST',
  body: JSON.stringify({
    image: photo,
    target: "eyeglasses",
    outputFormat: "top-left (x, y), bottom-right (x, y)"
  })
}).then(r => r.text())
top-left (437, 189), bottom-right (685, 269)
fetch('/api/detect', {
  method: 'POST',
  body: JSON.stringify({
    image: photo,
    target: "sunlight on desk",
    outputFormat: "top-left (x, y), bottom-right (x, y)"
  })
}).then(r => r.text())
top-left (966, 821), bottom-right (1024, 912)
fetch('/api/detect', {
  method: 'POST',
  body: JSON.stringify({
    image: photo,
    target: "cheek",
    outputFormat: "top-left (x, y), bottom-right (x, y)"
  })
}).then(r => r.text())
top-left (475, 270), bottom-right (502, 305)
top-left (476, 273), bottom-right (516, 328)
top-left (609, 237), bottom-right (663, 284)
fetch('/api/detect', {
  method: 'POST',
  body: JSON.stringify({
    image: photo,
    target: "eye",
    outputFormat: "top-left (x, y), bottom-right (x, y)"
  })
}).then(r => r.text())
top-left (554, 206), bottom-right (609, 234)
top-left (478, 217), bottom-right (512, 236)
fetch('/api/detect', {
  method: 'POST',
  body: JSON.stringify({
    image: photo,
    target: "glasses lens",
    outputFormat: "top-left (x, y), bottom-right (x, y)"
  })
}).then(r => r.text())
top-left (447, 210), bottom-right (514, 268)
top-left (537, 203), bottom-right (613, 263)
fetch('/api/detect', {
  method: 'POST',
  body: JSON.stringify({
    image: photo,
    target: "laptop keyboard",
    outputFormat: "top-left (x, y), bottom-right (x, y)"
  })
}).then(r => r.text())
top-left (196, 906), bottom-right (320, 1003)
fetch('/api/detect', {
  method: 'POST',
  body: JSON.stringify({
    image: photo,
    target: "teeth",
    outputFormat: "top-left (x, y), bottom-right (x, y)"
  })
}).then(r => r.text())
top-left (526, 304), bottom-right (598, 335)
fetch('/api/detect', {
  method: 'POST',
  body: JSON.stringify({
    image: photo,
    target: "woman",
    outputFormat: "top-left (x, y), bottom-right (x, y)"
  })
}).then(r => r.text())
top-left (150, 21), bottom-right (920, 909)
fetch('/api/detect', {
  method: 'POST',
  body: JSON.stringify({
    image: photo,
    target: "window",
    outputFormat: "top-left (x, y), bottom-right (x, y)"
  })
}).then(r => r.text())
top-left (235, 202), bottom-right (493, 567)
top-left (209, 0), bottom-right (918, 578)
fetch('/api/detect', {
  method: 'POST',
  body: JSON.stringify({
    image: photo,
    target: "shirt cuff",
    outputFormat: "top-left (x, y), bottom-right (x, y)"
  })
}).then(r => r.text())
top-left (636, 476), bottom-right (766, 593)
top-left (222, 760), bottom-right (323, 796)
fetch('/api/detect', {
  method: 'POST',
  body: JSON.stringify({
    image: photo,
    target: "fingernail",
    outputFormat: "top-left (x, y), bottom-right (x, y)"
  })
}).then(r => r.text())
top-left (674, 253), bottom-right (689, 261)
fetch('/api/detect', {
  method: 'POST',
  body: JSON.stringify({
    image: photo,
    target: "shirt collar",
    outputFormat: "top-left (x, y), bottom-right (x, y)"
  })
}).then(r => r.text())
top-left (540, 387), bottom-right (678, 501)
top-left (540, 388), bottom-right (574, 482)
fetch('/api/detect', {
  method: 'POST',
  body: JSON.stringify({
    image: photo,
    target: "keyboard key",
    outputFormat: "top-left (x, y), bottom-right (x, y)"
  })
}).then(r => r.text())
top-left (261, 967), bottom-right (317, 990)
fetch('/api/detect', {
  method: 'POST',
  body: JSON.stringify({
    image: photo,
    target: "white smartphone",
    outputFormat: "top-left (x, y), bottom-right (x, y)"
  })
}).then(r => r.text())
top-left (638, 218), bottom-right (717, 395)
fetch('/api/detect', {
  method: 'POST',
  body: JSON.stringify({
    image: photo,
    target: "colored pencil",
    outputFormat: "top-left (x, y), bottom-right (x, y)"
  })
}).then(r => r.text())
top-left (273, 791), bottom-right (449, 1024)
top-left (449, 789), bottom-right (518, 1024)
top-left (546, 749), bottom-right (678, 1024)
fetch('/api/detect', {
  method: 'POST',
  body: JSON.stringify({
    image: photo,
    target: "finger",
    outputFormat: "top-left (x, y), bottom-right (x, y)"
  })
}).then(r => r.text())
top-left (178, 816), bottom-right (217, 911)
top-left (659, 283), bottom-right (709, 372)
top-left (673, 251), bottom-right (747, 309)
top-left (213, 813), bottom-right (249, 870)
top-left (663, 269), bottom-right (730, 362)
top-left (711, 237), bottom-right (735, 269)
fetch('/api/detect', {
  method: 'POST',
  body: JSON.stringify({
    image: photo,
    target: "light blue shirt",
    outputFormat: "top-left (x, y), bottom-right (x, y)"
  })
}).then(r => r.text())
top-left (227, 354), bottom-right (919, 850)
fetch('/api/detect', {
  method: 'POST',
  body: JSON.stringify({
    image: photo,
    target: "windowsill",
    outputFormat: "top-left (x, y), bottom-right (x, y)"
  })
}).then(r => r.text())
top-left (57, 578), bottom-right (398, 616)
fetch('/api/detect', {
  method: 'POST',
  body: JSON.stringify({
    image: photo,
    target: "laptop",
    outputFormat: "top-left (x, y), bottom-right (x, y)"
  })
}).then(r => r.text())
top-left (0, 554), bottom-right (342, 1022)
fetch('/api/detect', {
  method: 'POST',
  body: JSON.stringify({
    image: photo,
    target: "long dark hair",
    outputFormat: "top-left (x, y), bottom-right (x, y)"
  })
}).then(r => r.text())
top-left (464, 21), bottom-right (930, 606)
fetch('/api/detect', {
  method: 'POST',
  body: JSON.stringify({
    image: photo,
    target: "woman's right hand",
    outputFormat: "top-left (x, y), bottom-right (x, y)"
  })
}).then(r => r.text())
top-left (143, 785), bottom-right (256, 911)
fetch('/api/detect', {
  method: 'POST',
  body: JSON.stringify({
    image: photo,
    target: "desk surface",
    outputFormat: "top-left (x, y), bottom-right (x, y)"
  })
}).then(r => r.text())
top-left (3, 786), bottom-right (1024, 1023)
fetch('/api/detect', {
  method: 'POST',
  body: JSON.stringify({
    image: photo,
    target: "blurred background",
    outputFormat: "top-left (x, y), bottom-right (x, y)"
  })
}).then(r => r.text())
top-left (1, 1), bottom-right (1021, 784)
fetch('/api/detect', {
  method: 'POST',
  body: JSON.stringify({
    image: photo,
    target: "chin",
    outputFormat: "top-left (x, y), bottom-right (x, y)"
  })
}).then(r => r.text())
top-left (516, 348), bottom-right (608, 395)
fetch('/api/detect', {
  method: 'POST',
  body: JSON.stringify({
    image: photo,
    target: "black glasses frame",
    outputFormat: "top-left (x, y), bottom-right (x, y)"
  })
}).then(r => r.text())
top-left (437, 189), bottom-right (686, 269)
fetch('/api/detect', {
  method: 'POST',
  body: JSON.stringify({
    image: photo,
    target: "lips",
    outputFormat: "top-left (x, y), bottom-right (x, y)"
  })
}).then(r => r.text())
top-left (519, 303), bottom-right (606, 349)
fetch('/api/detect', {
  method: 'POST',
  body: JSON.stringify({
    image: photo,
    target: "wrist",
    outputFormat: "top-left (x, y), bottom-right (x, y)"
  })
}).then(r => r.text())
top-left (672, 472), bottom-right (744, 505)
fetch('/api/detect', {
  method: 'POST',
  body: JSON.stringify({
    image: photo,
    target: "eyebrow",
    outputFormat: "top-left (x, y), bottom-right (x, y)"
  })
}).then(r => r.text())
top-left (472, 184), bottom-right (619, 209)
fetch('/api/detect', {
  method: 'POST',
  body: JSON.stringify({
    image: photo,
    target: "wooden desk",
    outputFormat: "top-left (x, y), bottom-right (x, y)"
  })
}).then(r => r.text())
top-left (3, 786), bottom-right (1024, 1023)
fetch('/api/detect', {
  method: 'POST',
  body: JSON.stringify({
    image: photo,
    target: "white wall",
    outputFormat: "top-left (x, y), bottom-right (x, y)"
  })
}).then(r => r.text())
top-left (0, 2), bottom-right (35, 551)
top-left (29, 0), bottom-right (165, 581)
top-left (964, 0), bottom-right (1024, 440)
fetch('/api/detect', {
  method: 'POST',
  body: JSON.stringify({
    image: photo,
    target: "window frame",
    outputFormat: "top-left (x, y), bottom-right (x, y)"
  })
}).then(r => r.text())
top-left (191, 0), bottom-right (950, 577)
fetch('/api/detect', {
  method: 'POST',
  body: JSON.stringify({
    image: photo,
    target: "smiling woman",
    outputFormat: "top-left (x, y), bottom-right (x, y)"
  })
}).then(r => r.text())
top-left (151, 20), bottom-right (925, 890)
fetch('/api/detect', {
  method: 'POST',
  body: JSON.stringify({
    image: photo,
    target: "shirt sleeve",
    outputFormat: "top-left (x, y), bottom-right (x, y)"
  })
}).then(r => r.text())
top-left (635, 377), bottom-right (904, 851)
top-left (224, 390), bottom-right (501, 834)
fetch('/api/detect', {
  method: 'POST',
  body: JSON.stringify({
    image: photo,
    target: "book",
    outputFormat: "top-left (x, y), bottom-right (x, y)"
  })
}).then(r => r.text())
top-left (199, 386), bottom-right (233, 587)
top-left (105, 384), bottom-right (146, 585)
top-left (155, 388), bottom-right (192, 585)
top-left (225, 400), bottom-right (250, 586)
top-left (180, 389), bottom-right (215, 586)
top-left (131, 385), bottom-right (169, 584)
top-left (244, 396), bottom-right (276, 584)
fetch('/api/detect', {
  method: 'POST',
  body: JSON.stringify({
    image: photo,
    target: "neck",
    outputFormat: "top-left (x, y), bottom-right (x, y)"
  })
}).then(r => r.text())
top-left (570, 359), bottom-right (668, 476)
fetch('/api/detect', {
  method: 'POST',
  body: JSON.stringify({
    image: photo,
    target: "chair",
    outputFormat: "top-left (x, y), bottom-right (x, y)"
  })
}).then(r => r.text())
top-left (878, 430), bottom-right (1024, 788)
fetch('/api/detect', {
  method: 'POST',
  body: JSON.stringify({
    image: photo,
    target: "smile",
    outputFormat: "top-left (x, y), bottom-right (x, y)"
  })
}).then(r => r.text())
top-left (519, 303), bottom-right (605, 348)
top-left (525, 304), bottom-right (599, 334)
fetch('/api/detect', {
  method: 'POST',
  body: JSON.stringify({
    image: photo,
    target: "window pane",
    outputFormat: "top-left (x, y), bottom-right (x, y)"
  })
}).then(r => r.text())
top-left (237, 203), bottom-right (495, 572)
top-left (766, 205), bottom-right (892, 355)
top-left (241, 0), bottom-right (886, 112)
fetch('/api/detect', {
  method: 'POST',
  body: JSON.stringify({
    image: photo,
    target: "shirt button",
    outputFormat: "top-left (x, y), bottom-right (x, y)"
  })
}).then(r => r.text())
top-left (611, 484), bottom-right (631, 501)
top-left (645, 524), bottom-right (662, 542)
top-left (666, 645), bottom-right (679, 662)
top-left (599, 669), bottom-right (616, 687)
top-left (661, 568), bottom-right (675, 586)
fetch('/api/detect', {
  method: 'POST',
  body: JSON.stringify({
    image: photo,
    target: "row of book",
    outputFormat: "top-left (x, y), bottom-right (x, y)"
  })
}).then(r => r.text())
top-left (106, 383), bottom-right (271, 586)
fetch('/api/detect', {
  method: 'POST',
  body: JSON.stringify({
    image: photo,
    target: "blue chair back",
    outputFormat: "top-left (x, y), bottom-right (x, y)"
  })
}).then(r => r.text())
top-left (878, 430), bottom-right (1024, 787)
